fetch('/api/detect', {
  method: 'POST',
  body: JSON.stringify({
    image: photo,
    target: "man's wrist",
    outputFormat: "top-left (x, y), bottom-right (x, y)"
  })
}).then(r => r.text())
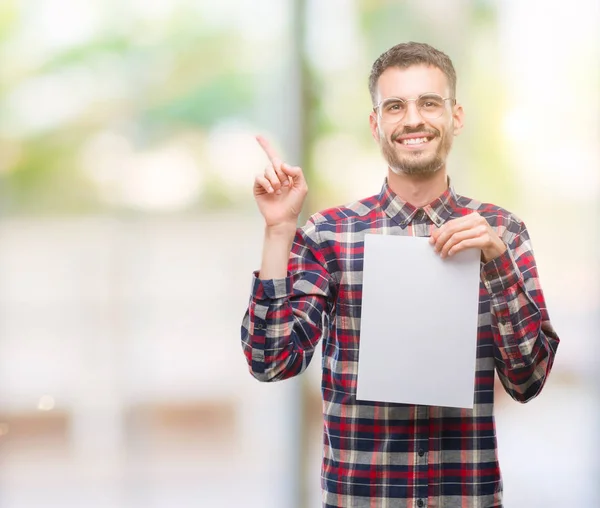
top-left (260, 222), bottom-right (298, 280)
top-left (482, 240), bottom-right (507, 263)
top-left (265, 222), bottom-right (298, 239)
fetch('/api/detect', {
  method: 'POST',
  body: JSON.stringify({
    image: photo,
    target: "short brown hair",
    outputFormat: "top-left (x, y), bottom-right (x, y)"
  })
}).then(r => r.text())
top-left (368, 42), bottom-right (457, 105)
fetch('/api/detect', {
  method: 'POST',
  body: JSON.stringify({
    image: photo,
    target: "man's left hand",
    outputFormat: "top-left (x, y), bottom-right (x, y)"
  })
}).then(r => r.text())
top-left (429, 212), bottom-right (507, 263)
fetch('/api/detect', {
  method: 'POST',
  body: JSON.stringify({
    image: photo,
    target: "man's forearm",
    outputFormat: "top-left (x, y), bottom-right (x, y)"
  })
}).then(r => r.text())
top-left (482, 243), bottom-right (559, 402)
top-left (259, 223), bottom-right (297, 279)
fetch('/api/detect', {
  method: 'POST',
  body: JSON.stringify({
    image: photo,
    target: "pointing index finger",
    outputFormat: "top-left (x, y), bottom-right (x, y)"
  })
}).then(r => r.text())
top-left (256, 135), bottom-right (281, 165)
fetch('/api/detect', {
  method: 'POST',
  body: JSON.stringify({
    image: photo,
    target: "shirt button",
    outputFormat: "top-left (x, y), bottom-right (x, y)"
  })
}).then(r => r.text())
top-left (417, 500), bottom-right (424, 507)
top-left (255, 323), bottom-right (265, 330)
top-left (418, 448), bottom-right (425, 457)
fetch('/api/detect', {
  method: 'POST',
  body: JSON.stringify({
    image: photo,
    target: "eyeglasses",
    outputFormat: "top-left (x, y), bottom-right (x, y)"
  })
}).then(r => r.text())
top-left (373, 93), bottom-right (456, 124)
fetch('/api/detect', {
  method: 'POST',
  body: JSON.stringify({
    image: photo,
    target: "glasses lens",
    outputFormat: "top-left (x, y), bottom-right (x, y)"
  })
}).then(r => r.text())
top-left (379, 98), bottom-right (406, 124)
top-left (417, 94), bottom-right (446, 119)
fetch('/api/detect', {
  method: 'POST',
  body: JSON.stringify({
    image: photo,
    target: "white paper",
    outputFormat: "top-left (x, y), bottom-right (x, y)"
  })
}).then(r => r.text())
top-left (356, 234), bottom-right (481, 409)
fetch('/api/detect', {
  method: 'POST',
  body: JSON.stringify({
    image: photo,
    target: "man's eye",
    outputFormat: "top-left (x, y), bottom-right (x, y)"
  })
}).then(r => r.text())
top-left (386, 102), bottom-right (404, 112)
top-left (420, 98), bottom-right (443, 109)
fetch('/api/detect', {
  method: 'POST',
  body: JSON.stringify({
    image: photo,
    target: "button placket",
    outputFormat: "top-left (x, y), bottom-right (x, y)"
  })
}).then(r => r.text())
top-left (415, 406), bottom-right (429, 506)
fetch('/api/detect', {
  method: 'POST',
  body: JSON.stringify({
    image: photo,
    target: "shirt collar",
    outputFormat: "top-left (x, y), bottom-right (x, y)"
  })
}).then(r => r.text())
top-left (378, 177), bottom-right (458, 228)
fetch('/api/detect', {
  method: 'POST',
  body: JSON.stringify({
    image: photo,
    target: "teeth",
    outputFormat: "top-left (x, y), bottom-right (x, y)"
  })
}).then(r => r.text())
top-left (401, 137), bottom-right (428, 145)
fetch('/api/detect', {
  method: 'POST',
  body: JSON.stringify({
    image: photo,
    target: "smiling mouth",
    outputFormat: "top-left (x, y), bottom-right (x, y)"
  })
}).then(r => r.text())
top-left (394, 134), bottom-right (435, 147)
top-left (397, 136), bottom-right (433, 146)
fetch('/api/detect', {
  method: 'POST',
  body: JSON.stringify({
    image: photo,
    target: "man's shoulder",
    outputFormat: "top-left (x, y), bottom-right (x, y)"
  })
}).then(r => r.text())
top-left (455, 193), bottom-right (523, 227)
top-left (454, 193), bottom-right (526, 244)
top-left (308, 192), bottom-right (381, 226)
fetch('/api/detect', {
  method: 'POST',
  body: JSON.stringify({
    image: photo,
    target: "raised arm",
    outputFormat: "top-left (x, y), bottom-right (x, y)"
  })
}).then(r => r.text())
top-left (241, 136), bottom-right (333, 382)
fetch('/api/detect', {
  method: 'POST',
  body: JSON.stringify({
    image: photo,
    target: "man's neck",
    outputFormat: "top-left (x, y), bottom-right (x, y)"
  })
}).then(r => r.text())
top-left (387, 167), bottom-right (448, 207)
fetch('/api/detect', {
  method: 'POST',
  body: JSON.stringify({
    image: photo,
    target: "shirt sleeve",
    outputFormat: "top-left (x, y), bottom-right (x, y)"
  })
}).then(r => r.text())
top-left (240, 218), bottom-right (334, 382)
top-left (481, 220), bottom-right (560, 402)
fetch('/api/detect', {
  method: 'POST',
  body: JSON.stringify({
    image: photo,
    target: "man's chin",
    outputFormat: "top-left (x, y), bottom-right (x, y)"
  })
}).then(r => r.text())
top-left (389, 157), bottom-right (443, 177)
top-left (390, 167), bottom-right (440, 178)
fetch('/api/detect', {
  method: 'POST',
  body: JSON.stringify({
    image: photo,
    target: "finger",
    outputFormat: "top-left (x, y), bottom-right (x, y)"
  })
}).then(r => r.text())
top-left (254, 175), bottom-right (274, 194)
top-left (429, 225), bottom-right (440, 243)
top-left (273, 163), bottom-right (289, 187)
top-left (256, 135), bottom-right (282, 166)
top-left (282, 165), bottom-right (305, 190)
top-left (264, 165), bottom-right (283, 191)
top-left (431, 218), bottom-right (461, 244)
top-left (439, 221), bottom-right (488, 256)
top-left (439, 227), bottom-right (482, 258)
top-left (430, 213), bottom-right (482, 246)
top-left (433, 223), bottom-right (461, 252)
top-left (446, 238), bottom-right (483, 258)
top-left (281, 164), bottom-right (305, 186)
top-left (435, 214), bottom-right (483, 251)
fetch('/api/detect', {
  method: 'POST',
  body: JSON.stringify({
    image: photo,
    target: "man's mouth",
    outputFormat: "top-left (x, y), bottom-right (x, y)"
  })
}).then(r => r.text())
top-left (394, 133), bottom-right (436, 147)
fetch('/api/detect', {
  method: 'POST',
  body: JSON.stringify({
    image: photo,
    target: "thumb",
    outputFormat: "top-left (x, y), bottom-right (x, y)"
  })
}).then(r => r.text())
top-left (281, 163), bottom-right (304, 182)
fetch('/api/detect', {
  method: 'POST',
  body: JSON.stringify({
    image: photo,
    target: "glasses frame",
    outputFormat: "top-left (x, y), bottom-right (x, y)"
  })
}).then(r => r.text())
top-left (373, 93), bottom-right (457, 124)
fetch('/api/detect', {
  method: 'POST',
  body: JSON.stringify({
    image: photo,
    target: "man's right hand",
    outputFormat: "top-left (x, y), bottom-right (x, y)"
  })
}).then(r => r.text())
top-left (254, 135), bottom-right (308, 230)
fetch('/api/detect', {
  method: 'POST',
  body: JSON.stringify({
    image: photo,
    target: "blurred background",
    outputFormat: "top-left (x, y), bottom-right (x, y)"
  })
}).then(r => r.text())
top-left (0, 0), bottom-right (598, 506)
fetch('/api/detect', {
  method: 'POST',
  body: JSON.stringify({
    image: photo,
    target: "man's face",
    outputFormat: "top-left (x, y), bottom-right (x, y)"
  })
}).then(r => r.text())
top-left (369, 65), bottom-right (464, 177)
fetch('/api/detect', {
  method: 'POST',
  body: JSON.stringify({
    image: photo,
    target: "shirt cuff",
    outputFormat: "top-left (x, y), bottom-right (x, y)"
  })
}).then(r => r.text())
top-left (481, 248), bottom-right (522, 295)
top-left (251, 271), bottom-right (293, 300)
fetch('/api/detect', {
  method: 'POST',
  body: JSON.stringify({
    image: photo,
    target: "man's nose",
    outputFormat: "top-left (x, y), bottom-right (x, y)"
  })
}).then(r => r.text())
top-left (403, 100), bottom-right (423, 127)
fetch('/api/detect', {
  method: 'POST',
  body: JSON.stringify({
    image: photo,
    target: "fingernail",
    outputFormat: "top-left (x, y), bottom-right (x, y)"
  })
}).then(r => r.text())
top-left (429, 237), bottom-right (434, 244)
top-left (275, 189), bottom-right (282, 195)
top-left (282, 180), bottom-right (290, 187)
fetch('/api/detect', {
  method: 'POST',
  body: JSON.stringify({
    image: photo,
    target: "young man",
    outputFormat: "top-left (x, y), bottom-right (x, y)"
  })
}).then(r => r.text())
top-left (241, 42), bottom-right (559, 508)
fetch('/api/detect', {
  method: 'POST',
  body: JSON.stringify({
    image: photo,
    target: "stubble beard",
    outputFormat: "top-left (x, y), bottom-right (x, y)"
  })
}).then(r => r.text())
top-left (379, 126), bottom-right (453, 177)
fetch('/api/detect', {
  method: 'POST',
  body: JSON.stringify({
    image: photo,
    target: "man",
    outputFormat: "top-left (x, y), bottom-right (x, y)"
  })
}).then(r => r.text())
top-left (241, 42), bottom-right (559, 507)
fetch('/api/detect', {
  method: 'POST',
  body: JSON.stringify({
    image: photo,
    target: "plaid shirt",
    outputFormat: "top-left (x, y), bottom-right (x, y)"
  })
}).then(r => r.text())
top-left (241, 179), bottom-right (559, 508)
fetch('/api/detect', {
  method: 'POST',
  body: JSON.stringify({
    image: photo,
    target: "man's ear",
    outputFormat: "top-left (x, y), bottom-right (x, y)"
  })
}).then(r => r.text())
top-left (452, 103), bottom-right (464, 136)
top-left (369, 112), bottom-right (380, 142)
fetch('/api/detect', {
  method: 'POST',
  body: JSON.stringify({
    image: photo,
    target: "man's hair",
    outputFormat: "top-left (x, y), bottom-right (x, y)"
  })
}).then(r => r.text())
top-left (368, 42), bottom-right (457, 106)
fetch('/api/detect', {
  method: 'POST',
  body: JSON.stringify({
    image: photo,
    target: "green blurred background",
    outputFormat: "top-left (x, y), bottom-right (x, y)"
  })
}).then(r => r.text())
top-left (0, 0), bottom-right (598, 507)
